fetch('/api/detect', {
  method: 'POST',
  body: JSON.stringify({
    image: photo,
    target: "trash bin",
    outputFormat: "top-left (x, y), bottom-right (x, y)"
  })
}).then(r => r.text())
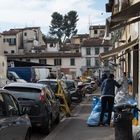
top-left (114, 103), bottom-right (134, 140)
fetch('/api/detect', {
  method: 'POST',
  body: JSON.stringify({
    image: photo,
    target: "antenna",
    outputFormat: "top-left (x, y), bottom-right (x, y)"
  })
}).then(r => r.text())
top-left (88, 15), bottom-right (91, 27)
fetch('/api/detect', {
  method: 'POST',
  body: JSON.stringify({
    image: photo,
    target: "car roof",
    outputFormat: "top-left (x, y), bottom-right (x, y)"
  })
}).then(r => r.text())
top-left (38, 79), bottom-right (60, 82)
top-left (4, 82), bottom-right (47, 90)
top-left (63, 79), bottom-right (75, 82)
top-left (0, 88), bottom-right (10, 93)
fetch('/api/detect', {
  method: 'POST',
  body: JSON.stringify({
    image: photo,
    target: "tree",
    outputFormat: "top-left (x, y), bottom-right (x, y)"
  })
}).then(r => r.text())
top-left (49, 12), bottom-right (63, 45)
top-left (49, 10), bottom-right (79, 45)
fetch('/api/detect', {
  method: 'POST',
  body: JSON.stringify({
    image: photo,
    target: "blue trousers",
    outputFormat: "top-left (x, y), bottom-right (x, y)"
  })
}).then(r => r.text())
top-left (99, 96), bottom-right (114, 125)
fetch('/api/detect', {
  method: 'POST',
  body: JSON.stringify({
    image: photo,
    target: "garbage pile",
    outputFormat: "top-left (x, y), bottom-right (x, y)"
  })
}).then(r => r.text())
top-left (87, 90), bottom-right (138, 127)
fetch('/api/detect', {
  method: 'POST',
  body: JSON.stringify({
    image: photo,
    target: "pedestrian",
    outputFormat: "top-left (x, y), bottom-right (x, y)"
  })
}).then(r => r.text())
top-left (99, 73), bottom-right (121, 126)
top-left (99, 73), bottom-right (107, 86)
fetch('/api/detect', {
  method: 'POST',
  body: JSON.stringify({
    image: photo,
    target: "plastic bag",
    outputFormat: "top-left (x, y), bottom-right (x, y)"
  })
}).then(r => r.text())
top-left (92, 96), bottom-right (100, 109)
top-left (87, 96), bottom-right (108, 126)
top-left (92, 96), bottom-right (101, 112)
top-left (87, 111), bottom-right (108, 126)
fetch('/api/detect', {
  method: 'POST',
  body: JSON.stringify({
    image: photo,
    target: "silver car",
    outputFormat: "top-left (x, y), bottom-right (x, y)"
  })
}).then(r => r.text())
top-left (0, 89), bottom-right (31, 140)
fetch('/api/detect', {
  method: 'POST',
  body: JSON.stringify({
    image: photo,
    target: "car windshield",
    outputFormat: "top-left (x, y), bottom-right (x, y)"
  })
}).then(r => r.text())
top-left (9, 71), bottom-right (20, 79)
top-left (4, 87), bottom-right (41, 101)
top-left (38, 81), bottom-right (58, 93)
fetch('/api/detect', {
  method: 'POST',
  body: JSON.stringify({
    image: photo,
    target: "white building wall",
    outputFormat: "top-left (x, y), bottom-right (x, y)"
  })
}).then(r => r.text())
top-left (30, 59), bottom-right (39, 63)
top-left (90, 29), bottom-right (105, 38)
top-left (81, 46), bottom-right (105, 67)
top-left (41, 57), bottom-right (82, 77)
top-left (46, 43), bottom-right (59, 52)
top-left (61, 57), bottom-right (82, 76)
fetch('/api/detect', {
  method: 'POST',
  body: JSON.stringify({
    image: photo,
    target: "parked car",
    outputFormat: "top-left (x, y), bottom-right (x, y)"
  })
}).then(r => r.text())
top-left (3, 82), bottom-right (60, 134)
top-left (38, 79), bottom-right (71, 107)
top-left (0, 89), bottom-right (31, 140)
top-left (7, 71), bottom-right (27, 83)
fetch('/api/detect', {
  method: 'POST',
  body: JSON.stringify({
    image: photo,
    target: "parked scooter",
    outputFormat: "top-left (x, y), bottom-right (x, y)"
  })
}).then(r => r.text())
top-left (77, 82), bottom-right (86, 97)
top-left (83, 81), bottom-right (97, 94)
top-left (65, 80), bottom-right (82, 103)
top-left (69, 88), bottom-right (82, 103)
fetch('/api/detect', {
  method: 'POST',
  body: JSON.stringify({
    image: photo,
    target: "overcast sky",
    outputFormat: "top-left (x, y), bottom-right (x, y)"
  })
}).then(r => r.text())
top-left (0, 0), bottom-right (110, 35)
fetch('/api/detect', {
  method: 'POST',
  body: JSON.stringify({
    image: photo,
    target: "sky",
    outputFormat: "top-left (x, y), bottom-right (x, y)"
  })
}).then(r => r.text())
top-left (0, 0), bottom-right (110, 35)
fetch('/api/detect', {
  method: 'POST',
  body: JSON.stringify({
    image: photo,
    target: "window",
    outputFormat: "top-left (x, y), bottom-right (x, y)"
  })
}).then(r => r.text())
top-left (95, 57), bottom-right (99, 66)
top-left (39, 59), bottom-right (46, 65)
top-left (95, 47), bottom-right (100, 55)
top-left (70, 58), bottom-right (75, 66)
top-left (94, 30), bottom-right (98, 34)
top-left (24, 32), bottom-right (27, 36)
top-left (76, 50), bottom-right (79, 53)
top-left (3, 38), bottom-right (16, 45)
top-left (11, 50), bottom-right (15, 53)
top-left (54, 59), bottom-right (61, 66)
top-left (86, 48), bottom-right (91, 55)
top-left (9, 38), bottom-right (16, 45)
top-left (50, 43), bottom-right (54, 47)
top-left (104, 47), bottom-right (109, 52)
top-left (86, 58), bottom-right (91, 67)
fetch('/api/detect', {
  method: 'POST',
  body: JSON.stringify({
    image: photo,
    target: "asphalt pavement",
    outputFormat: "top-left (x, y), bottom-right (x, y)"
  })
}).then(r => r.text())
top-left (44, 90), bottom-right (115, 140)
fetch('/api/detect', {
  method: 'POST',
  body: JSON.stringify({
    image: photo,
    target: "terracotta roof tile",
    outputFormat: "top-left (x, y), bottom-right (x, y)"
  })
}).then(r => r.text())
top-left (81, 38), bottom-right (112, 47)
top-left (2, 27), bottom-right (40, 35)
top-left (60, 44), bottom-right (80, 51)
top-left (6, 52), bottom-right (81, 59)
top-left (89, 25), bottom-right (105, 30)
top-left (2, 30), bottom-right (20, 35)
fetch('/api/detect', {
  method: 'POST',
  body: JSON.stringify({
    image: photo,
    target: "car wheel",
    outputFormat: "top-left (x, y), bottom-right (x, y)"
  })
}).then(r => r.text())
top-left (55, 113), bottom-right (60, 124)
top-left (25, 129), bottom-right (31, 140)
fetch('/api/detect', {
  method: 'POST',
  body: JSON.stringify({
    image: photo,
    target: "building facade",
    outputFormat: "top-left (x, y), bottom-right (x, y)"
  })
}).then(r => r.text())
top-left (101, 0), bottom-right (140, 120)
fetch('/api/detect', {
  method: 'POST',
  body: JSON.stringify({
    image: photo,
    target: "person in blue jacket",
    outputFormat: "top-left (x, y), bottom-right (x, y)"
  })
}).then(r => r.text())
top-left (99, 73), bottom-right (107, 86)
top-left (99, 73), bottom-right (121, 126)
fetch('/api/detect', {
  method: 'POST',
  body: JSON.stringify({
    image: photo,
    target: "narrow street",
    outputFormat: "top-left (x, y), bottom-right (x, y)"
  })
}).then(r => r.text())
top-left (43, 97), bottom-right (115, 140)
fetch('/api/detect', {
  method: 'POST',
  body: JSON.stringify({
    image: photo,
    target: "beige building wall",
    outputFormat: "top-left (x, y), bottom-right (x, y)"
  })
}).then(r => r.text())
top-left (3, 34), bottom-right (18, 54)
top-left (71, 37), bottom-right (81, 45)
top-left (0, 34), bottom-right (4, 55)
top-left (90, 28), bottom-right (105, 38)
top-left (22, 28), bottom-right (45, 51)
top-left (0, 35), bottom-right (8, 87)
